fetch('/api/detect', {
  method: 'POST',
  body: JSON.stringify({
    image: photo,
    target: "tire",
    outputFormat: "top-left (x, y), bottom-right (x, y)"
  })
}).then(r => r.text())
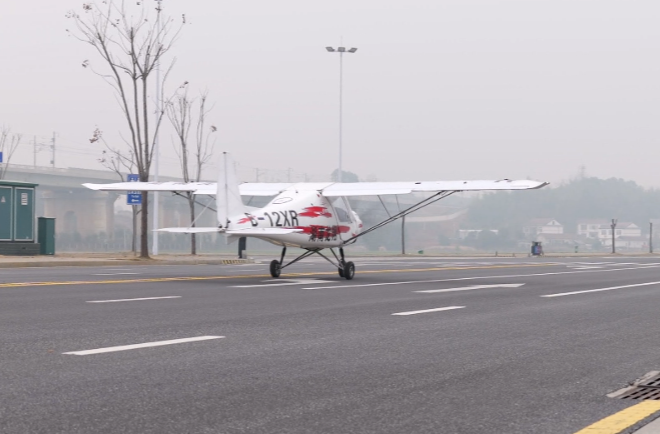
top-left (338, 266), bottom-right (345, 278)
top-left (343, 261), bottom-right (355, 280)
top-left (270, 260), bottom-right (282, 278)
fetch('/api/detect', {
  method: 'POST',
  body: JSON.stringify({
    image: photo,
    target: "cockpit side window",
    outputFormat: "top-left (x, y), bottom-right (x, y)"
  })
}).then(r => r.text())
top-left (332, 197), bottom-right (353, 223)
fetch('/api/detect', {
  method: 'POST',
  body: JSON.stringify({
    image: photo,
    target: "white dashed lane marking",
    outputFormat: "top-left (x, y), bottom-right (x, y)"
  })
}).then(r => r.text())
top-left (86, 296), bottom-right (181, 303)
top-left (415, 283), bottom-right (525, 294)
top-left (63, 336), bottom-right (224, 355)
top-left (542, 281), bottom-right (660, 298)
top-left (392, 306), bottom-right (465, 316)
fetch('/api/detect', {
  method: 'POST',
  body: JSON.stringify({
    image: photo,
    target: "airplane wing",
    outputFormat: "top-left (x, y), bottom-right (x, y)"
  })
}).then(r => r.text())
top-left (83, 182), bottom-right (216, 195)
top-left (82, 181), bottom-right (295, 196)
top-left (320, 180), bottom-right (548, 196)
top-left (83, 180), bottom-right (547, 197)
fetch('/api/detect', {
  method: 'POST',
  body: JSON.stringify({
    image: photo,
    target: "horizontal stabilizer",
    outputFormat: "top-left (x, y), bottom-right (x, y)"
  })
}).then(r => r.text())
top-left (155, 227), bottom-right (222, 234)
top-left (226, 228), bottom-right (303, 236)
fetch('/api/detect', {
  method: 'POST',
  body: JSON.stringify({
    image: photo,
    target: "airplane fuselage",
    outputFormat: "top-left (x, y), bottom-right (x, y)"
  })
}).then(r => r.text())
top-left (231, 184), bottom-right (363, 248)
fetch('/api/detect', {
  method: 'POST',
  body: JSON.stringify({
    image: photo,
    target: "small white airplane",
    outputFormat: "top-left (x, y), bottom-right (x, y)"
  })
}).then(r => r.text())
top-left (84, 153), bottom-right (548, 280)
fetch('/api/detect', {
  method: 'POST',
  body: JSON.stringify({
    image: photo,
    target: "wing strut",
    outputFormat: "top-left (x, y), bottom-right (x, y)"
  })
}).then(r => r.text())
top-left (342, 190), bottom-right (457, 244)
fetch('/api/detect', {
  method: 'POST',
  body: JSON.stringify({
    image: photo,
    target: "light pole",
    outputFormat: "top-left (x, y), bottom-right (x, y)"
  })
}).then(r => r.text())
top-left (325, 45), bottom-right (357, 183)
top-left (153, 0), bottom-right (162, 256)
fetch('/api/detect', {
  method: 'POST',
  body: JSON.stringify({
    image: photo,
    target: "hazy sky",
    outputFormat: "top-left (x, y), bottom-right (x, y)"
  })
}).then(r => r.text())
top-left (1, 0), bottom-right (659, 186)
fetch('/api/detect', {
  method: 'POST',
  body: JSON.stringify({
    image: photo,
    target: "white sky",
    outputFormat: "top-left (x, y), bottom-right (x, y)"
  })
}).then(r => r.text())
top-left (1, 0), bottom-right (659, 186)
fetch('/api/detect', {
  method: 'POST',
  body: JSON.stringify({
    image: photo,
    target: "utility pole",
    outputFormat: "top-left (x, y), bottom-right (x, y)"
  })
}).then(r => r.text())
top-left (611, 218), bottom-right (618, 254)
top-left (326, 44), bottom-right (358, 183)
top-left (50, 132), bottom-right (56, 168)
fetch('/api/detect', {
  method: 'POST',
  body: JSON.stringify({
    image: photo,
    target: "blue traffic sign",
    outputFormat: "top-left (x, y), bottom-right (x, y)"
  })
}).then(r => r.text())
top-left (0, 152), bottom-right (3, 163)
top-left (127, 174), bottom-right (142, 206)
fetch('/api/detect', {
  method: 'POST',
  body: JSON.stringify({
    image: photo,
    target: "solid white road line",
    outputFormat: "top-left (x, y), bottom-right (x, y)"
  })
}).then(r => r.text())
top-left (541, 281), bottom-right (660, 298)
top-left (392, 306), bottom-right (465, 316)
top-left (86, 296), bottom-right (181, 303)
top-left (415, 283), bottom-right (525, 294)
top-left (93, 273), bottom-right (140, 276)
top-left (302, 265), bottom-right (660, 290)
top-left (63, 336), bottom-right (224, 355)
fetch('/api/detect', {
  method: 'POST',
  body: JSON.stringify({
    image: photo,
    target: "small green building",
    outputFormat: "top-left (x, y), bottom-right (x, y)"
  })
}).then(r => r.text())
top-left (0, 180), bottom-right (41, 255)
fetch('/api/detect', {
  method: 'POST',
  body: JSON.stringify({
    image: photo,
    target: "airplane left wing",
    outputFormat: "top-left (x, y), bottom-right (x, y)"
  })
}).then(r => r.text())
top-left (83, 181), bottom-right (216, 195)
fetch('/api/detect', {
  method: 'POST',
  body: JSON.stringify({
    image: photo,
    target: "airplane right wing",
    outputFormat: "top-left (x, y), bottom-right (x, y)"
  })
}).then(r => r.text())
top-left (320, 180), bottom-right (549, 196)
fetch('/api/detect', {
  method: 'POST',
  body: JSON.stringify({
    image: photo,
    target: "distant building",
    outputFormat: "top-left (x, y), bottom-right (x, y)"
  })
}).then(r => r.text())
top-left (536, 233), bottom-right (582, 246)
top-left (523, 218), bottom-right (563, 238)
top-left (577, 219), bottom-right (609, 238)
top-left (595, 222), bottom-right (644, 249)
top-left (597, 222), bottom-right (642, 240)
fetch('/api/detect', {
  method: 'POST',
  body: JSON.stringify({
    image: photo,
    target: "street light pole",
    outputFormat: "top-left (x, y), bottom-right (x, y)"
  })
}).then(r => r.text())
top-left (326, 45), bottom-right (357, 183)
top-left (153, 0), bottom-right (162, 256)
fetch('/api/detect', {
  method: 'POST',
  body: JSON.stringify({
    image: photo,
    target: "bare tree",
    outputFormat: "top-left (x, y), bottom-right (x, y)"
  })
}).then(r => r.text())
top-left (167, 90), bottom-right (216, 255)
top-left (66, 1), bottom-right (186, 258)
top-left (92, 127), bottom-right (140, 254)
top-left (0, 127), bottom-right (22, 180)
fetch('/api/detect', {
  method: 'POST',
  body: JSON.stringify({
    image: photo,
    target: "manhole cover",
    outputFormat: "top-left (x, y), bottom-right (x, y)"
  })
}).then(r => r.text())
top-left (609, 371), bottom-right (660, 400)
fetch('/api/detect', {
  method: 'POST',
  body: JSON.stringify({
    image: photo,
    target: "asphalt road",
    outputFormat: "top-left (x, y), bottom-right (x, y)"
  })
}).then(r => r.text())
top-left (2, 256), bottom-right (660, 433)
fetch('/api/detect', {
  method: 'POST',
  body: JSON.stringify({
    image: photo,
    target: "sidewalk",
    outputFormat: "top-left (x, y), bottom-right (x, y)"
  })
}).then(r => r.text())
top-left (0, 253), bottom-right (256, 268)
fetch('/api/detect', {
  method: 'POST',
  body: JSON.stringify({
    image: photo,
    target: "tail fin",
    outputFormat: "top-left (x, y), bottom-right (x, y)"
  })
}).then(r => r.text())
top-left (216, 152), bottom-right (246, 229)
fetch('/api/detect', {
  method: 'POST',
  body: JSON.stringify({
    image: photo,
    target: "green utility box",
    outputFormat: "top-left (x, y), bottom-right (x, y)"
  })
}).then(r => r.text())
top-left (38, 217), bottom-right (55, 255)
top-left (0, 180), bottom-right (40, 255)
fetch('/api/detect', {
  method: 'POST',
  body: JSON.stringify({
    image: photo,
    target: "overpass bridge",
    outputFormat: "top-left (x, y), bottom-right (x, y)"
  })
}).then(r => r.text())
top-left (1, 164), bottom-right (469, 252)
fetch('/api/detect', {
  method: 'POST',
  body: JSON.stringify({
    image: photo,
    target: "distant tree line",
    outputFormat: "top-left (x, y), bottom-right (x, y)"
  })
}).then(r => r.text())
top-left (464, 176), bottom-right (660, 234)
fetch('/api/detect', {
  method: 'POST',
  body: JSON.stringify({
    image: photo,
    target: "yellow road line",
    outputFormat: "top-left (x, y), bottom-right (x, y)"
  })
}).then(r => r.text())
top-left (574, 401), bottom-right (660, 434)
top-left (0, 263), bottom-right (556, 288)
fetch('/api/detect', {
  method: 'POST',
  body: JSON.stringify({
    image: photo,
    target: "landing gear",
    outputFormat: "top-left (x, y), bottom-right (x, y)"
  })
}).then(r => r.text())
top-left (269, 260), bottom-right (281, 278)
top-left (268, 246), bottom-right (356, 280)
top-left (342, 261), bottom-right (355, 280)
top-left (270, 247), bottom-right (287, 278)
top-left (336, 248), bottom-right (355, 280)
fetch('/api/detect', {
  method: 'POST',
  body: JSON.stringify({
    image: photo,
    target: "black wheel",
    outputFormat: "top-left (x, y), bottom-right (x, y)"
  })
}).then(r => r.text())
top-left (338, 265), bottom-right (345, 278)
top-left (343, 261), bottom-right (355, 280)
top-left (270, 260), bottom-right (282, 278)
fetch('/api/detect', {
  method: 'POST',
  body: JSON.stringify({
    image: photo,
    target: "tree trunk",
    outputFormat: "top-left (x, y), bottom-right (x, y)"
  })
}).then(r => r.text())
top-left (189, 196), bottom-right (196, 255)
top-left (140, 191), bottom-right (150, 258)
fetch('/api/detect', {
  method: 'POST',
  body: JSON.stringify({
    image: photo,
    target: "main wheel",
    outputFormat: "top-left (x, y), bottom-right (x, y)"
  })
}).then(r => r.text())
top-left (338, 265), bottom-right (345, 278)
top-left (270, 260), bottom-right (282, 278)
top-left (343, 261), bottom-right (355, 280)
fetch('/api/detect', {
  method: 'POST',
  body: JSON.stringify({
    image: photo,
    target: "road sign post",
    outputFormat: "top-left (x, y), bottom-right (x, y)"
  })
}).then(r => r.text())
top-left (127, 174), bottom-right (142, 206)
